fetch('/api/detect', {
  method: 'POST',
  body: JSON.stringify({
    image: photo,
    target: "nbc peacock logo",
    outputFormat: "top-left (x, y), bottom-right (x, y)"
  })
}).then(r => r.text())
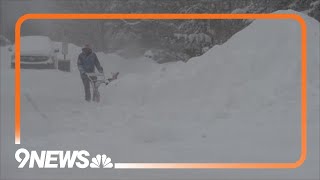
top-left (90, 154), bottom-right (113, 168)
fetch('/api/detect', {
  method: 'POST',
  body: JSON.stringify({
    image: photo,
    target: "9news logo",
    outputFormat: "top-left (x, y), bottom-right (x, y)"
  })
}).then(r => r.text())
top-left (15, 148), bottom-right (113, 169)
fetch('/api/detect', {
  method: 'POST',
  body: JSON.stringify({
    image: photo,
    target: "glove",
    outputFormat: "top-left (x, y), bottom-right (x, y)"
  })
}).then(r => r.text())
top-left (81, 72), bottom-right (87, 78)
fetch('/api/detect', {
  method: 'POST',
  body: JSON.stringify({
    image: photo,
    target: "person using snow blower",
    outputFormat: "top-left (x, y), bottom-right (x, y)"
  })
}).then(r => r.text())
top-left (77, 44), bottom-right (104, 102)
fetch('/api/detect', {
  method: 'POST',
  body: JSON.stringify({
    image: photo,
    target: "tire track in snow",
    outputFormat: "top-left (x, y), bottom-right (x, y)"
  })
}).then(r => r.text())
top-left (24, 92), bottom-right (48, 119)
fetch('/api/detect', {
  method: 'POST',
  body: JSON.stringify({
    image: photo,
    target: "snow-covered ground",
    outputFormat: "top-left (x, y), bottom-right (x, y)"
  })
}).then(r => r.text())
top-left (1, 10), bottom-right (319, 179)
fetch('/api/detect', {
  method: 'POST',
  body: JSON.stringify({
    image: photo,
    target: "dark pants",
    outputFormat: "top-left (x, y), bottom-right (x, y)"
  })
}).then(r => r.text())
top-left (81, 74), bottom-right (91, 101)
top-left (81, 74), bottom-right (100, 102)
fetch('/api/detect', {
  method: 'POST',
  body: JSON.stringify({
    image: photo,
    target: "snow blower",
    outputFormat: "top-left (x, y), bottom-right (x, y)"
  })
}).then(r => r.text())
top-left (86, 72), bottom-right (119, 102)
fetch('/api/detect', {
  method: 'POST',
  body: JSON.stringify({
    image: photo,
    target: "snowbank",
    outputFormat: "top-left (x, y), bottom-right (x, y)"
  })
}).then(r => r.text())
top-left (107, 10), bottom-right (319, 114)
top-left (103, 9), bottom-right (319, 168)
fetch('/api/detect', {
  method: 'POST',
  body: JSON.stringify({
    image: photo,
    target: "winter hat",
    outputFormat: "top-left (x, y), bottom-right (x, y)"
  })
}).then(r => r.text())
top-left (82, 44), bottom-right (92, 50)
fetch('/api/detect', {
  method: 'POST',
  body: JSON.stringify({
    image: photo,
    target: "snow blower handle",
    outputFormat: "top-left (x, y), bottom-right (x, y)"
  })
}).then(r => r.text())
top-left (85, 72), bottom-right (106, 86)
top-left (86, 72), bottom-right (119, 86)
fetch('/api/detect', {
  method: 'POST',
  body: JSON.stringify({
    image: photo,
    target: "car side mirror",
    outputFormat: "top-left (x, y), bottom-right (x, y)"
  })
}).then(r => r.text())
top-left (8, 47), bottom-right (12, 52)
top-left (54, 49), bottom-right (59, 53)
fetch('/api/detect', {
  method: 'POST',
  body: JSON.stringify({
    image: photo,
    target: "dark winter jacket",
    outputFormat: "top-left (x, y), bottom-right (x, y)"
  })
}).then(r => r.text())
top-left (77, 51), bottom-right (103, 74)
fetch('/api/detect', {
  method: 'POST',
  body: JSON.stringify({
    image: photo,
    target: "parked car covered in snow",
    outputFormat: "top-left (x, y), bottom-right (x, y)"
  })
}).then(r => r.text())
top-left (10, 36), bottom-right (59, 69)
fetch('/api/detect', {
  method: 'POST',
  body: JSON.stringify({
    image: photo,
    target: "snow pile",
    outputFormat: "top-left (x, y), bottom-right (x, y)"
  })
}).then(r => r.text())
top-left (107, 10), bottom-right (319, 114)
top-left (102, 9), bottom-right (319, 164)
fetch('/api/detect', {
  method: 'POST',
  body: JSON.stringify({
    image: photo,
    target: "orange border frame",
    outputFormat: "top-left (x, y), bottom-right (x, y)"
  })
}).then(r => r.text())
top-left (14, 13), bottom-right (307, 169)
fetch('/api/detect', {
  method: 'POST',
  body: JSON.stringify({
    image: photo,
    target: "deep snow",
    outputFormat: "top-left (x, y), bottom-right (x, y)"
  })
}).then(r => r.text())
top-left (0, 10), bottom-right (319, 179)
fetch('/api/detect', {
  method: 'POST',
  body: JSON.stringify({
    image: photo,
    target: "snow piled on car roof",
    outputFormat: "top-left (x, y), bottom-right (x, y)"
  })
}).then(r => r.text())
top-left (20, 36), bottom-right (52, 56)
